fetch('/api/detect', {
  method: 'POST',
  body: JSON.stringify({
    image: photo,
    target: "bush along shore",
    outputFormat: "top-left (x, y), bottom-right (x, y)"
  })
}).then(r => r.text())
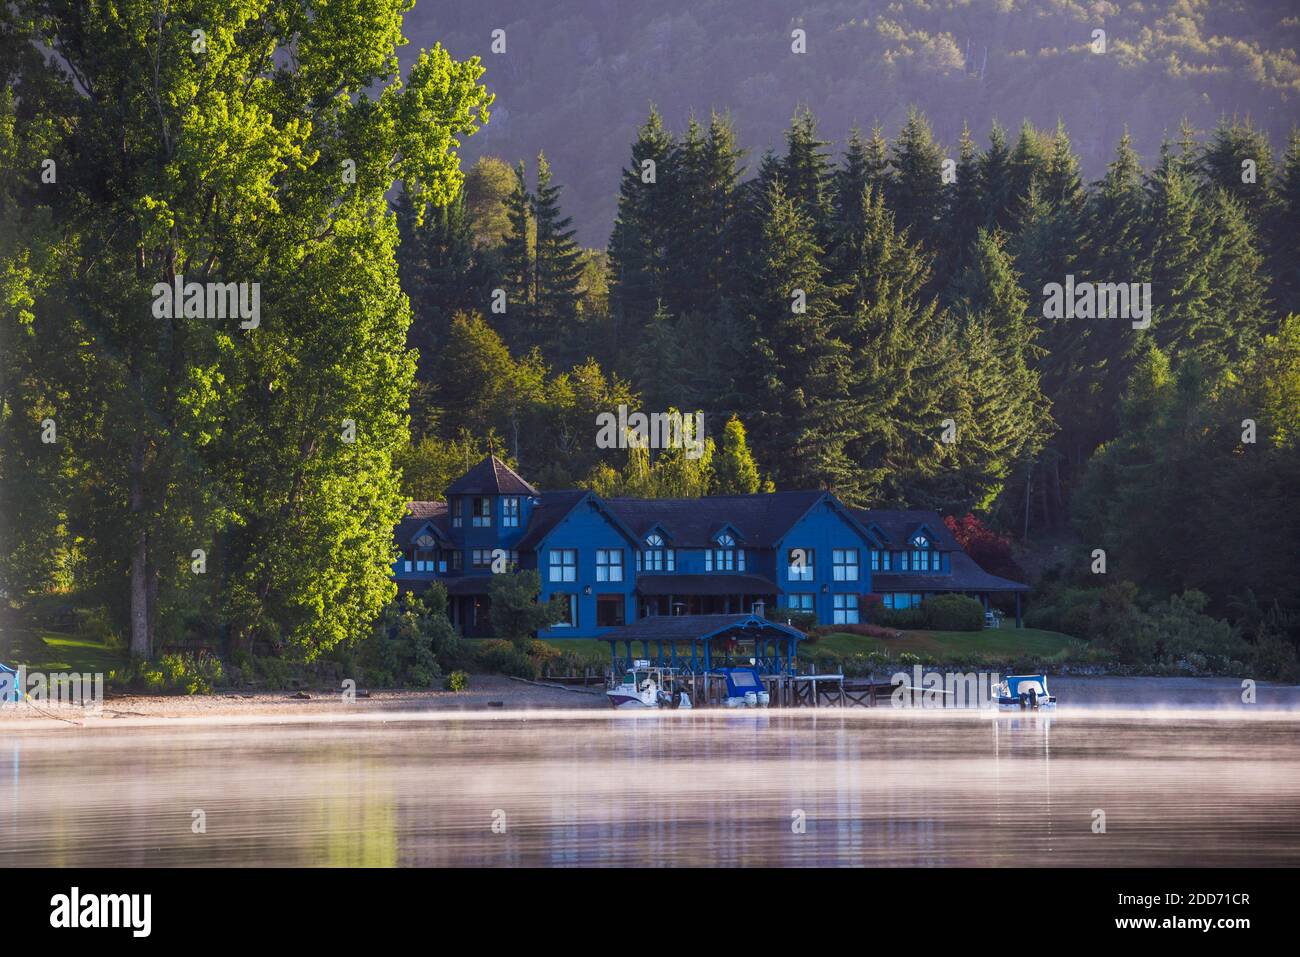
top-left (6, 578), bottom-right (1295, 699)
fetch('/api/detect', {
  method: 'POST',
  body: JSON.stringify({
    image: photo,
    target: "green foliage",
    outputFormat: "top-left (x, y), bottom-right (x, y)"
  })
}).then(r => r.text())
top-left (0, 0), bottom-right (491, 661)
top-left (445, 670), bottom-right (470, 692)
top-left (110, 653), bottom-right (225, 696)
top-left (769, 607), bottom-right (818, 632)
top-left (486, 570), bottom-right (563, 650)
top-left (874, 607), bottom-right (927, 629)
top-left (356, 589), bottom-right (459, 688)
top-left (919, 594), bottom-right (985, 631)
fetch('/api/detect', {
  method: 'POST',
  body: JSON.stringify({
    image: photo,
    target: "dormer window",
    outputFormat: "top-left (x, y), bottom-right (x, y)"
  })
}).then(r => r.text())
top-left (640, 533), bottom-right (675, 572)
top-left (706, 534), bottom-right (744, 572)
top-left (472, 496), bottom-right (492, 527)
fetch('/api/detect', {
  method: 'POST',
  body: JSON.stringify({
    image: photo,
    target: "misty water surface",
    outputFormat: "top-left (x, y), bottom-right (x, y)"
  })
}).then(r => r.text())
top-left (2, 710), bottom-right (1298, 866)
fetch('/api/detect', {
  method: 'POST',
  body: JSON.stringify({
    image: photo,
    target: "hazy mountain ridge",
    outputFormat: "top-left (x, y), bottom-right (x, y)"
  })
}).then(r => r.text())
top-left (404, 0), bottom-right (1300, 245)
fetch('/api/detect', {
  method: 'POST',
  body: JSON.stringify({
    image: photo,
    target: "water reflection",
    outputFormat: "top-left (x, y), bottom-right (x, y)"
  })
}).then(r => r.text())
top-left (2, 711), bottom-right (1298, 867)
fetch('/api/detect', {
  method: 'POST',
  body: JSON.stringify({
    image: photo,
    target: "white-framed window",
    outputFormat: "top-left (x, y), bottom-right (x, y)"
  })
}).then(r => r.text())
top-left (642, 534), bottom-right (675, 572)
top-left (553, 593), bottom-right (577, 627)
top-left (870, 549), bottom-right (880, 572)
top-left (471, 549), bottom-right (493, 569)
top-left (787, 548), bottom-right (814, 581)
top-left (472, 496), bottom-right (492, 527)
top-left (833, 594), bottom-right (860, 625)
top-left (706, 533), bottom-right (742, 572)
top-left (932, 551), bottom-right (942, 572)
top-left (832, 549), bottom-right (859, 581)
top-left (596, 549), bottom-right (623, 582)
top-left (415, 548), bottom-right (435, 572)
top-left (502, 496), bottom-right (520, 528)
top-left (549, 549), bottom-right (577, 583)
top-left (785, 593), bottom-right (814, 612)
top-left (451, 499), bottom-right (462, 528)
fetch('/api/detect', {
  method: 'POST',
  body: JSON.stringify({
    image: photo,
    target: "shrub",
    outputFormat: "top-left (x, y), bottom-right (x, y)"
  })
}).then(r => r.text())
top-left (919, 594), bottom-right (984, 631)
top-left (811, 622), bottom-right (902, 640)
top-left (445, 670), bottom-right (470, 692)
top-left (873, 606), bottom-right (926, 629)
top-left (770, 607), bottom-right (817, 632)
top-left (475, 639), bottom-right (538, 679)
top-left (110, 652), bottom-right (224, 695)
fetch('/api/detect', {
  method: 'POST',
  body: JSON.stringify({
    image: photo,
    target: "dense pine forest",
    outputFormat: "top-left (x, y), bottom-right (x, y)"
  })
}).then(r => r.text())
top-left (413, 0), bottom-right (1300, 245)
top-left (1, 0), bottom-right (1298, 681)
top-left (396, 105), bottom-right (1300, 671)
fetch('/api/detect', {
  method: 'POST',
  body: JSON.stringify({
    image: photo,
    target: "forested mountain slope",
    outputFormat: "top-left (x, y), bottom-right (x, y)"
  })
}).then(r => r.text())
top-left (406, 0), bottom-right (1300, 244)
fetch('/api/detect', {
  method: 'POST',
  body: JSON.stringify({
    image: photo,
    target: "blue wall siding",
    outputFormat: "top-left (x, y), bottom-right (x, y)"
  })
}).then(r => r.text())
top-left (535, 500), bottom-right (637, 638)
top-left (774, 500), bottom-right (874, 624)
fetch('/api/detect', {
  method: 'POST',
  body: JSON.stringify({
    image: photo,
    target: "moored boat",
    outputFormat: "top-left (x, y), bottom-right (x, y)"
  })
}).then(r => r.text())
top-left (606, 663), bottom-right (692, 710)
top-left (995, 674), bottom-right (1057, 709)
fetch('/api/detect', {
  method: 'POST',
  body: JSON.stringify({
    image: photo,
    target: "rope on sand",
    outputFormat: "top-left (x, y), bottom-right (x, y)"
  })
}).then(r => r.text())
top-left (20, 692), bottom-right (85, 727)
top-left (505, 676), bottom-right (604, 696)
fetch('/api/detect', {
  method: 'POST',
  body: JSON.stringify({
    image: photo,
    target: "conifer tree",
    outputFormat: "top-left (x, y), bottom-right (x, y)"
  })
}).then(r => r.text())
top-left (938, 122), bottom-right (984, 297)
top-left (888, 107), bottom-right (947, 251)
top-left (608, 108), bottom-right (673, 334)
top-left (780, 107), bottom-right (835, 243)
top-left (395, 188), bottom-right (492, 379)
top-left (979, 121), bottom-right (1014, 232)
top-left (713, 415), bottom-right (766, 494)
top-left (1198, 117), bottom-right (1276, 226)
top-left (1145, 159), bottom-right (1213, 360)
top-left (499, 159), bottom-right (533, 340)
top-left (1267, 129), bottom-right (1300, 314)
top-left (836, 187), bottom-right (950, 504)
top-left (531, 152), bottom-right (583, 349)
top-left (740, 182), bottom-right (853, 490)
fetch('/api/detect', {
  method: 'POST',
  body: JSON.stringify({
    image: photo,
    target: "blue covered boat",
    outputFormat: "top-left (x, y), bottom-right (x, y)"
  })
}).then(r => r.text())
top-left (716, 667), bottom-right (770, 708)
top-left (995, 674), bottom-right (1056, 710)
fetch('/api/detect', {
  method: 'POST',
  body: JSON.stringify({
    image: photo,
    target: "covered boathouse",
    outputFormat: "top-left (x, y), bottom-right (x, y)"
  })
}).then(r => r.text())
top-left (597, 613), bottom-right (806, 676)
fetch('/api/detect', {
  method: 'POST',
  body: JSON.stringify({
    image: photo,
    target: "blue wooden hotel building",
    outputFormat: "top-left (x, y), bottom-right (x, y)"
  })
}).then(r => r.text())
top-left (393, 456), bottom-right (1028, 640)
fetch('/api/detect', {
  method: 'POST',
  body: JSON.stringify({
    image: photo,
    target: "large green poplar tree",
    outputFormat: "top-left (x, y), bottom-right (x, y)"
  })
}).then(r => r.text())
top-left (0, 0), bottom-right (491, 657)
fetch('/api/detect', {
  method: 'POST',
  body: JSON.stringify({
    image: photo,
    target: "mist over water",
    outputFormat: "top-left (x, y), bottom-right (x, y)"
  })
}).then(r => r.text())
top-left (3, 709), bottom-right (1299, 867)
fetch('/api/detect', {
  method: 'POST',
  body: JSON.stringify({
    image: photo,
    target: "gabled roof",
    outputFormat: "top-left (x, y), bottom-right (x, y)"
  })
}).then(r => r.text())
top-left (872, 550), bottom-right (1029, 592)
top-left (394, 501), bottom-right (450, 545)
top-left (513, 489), bottom-right (589, 551)
top-left (604, 491), bottom-right (834, 548)
top-left (848, 508), bottom-right (962, 550)
top-left (445, 455), bottom-right (539, 497)
top-left (595, 613), bottom-right (805, 643)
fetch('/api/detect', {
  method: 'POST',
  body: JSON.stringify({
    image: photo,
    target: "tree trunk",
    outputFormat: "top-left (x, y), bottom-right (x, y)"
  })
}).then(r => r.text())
top-left (129, 436), bottom-right (151, 659)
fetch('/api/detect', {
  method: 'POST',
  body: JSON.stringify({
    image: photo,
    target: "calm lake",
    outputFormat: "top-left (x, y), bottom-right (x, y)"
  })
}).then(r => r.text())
top-left (3, 709), bottom-right (1299, 866)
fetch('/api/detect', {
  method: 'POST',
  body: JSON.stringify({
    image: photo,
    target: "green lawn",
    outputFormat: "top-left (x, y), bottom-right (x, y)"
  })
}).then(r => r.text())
top-left (0, 628), bottom-right (128, 674)
top-left (810, 627), bottom-right (1082, 662)
top-left (539, 627), bottom-right (1081, 669)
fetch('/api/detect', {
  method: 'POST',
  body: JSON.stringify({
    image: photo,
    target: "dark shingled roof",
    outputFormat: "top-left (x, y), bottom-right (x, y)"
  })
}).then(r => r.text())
top-left (635, 573), bottom-right (778, 596)
top-left (396, 576), bottom-right (492, 596)
top-left (513, 489), bottom-right (591, 551)
top-left (595, 613), bottom-right (805, 643)
top-left (872, 550), bottom-right (1029, 593)
top-left (848, 507), bottom-right (961, 549)
top-left (446, 455), bottom-right (539, 496)
top-left (394, 501), bottom-right (449, 545)
top-left (605, 491), bottom-right (828, 548)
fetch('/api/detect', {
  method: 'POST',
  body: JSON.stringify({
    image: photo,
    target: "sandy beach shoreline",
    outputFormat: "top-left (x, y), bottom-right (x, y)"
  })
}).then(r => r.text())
top-left (2, 674), bottom-right (1298, 728)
